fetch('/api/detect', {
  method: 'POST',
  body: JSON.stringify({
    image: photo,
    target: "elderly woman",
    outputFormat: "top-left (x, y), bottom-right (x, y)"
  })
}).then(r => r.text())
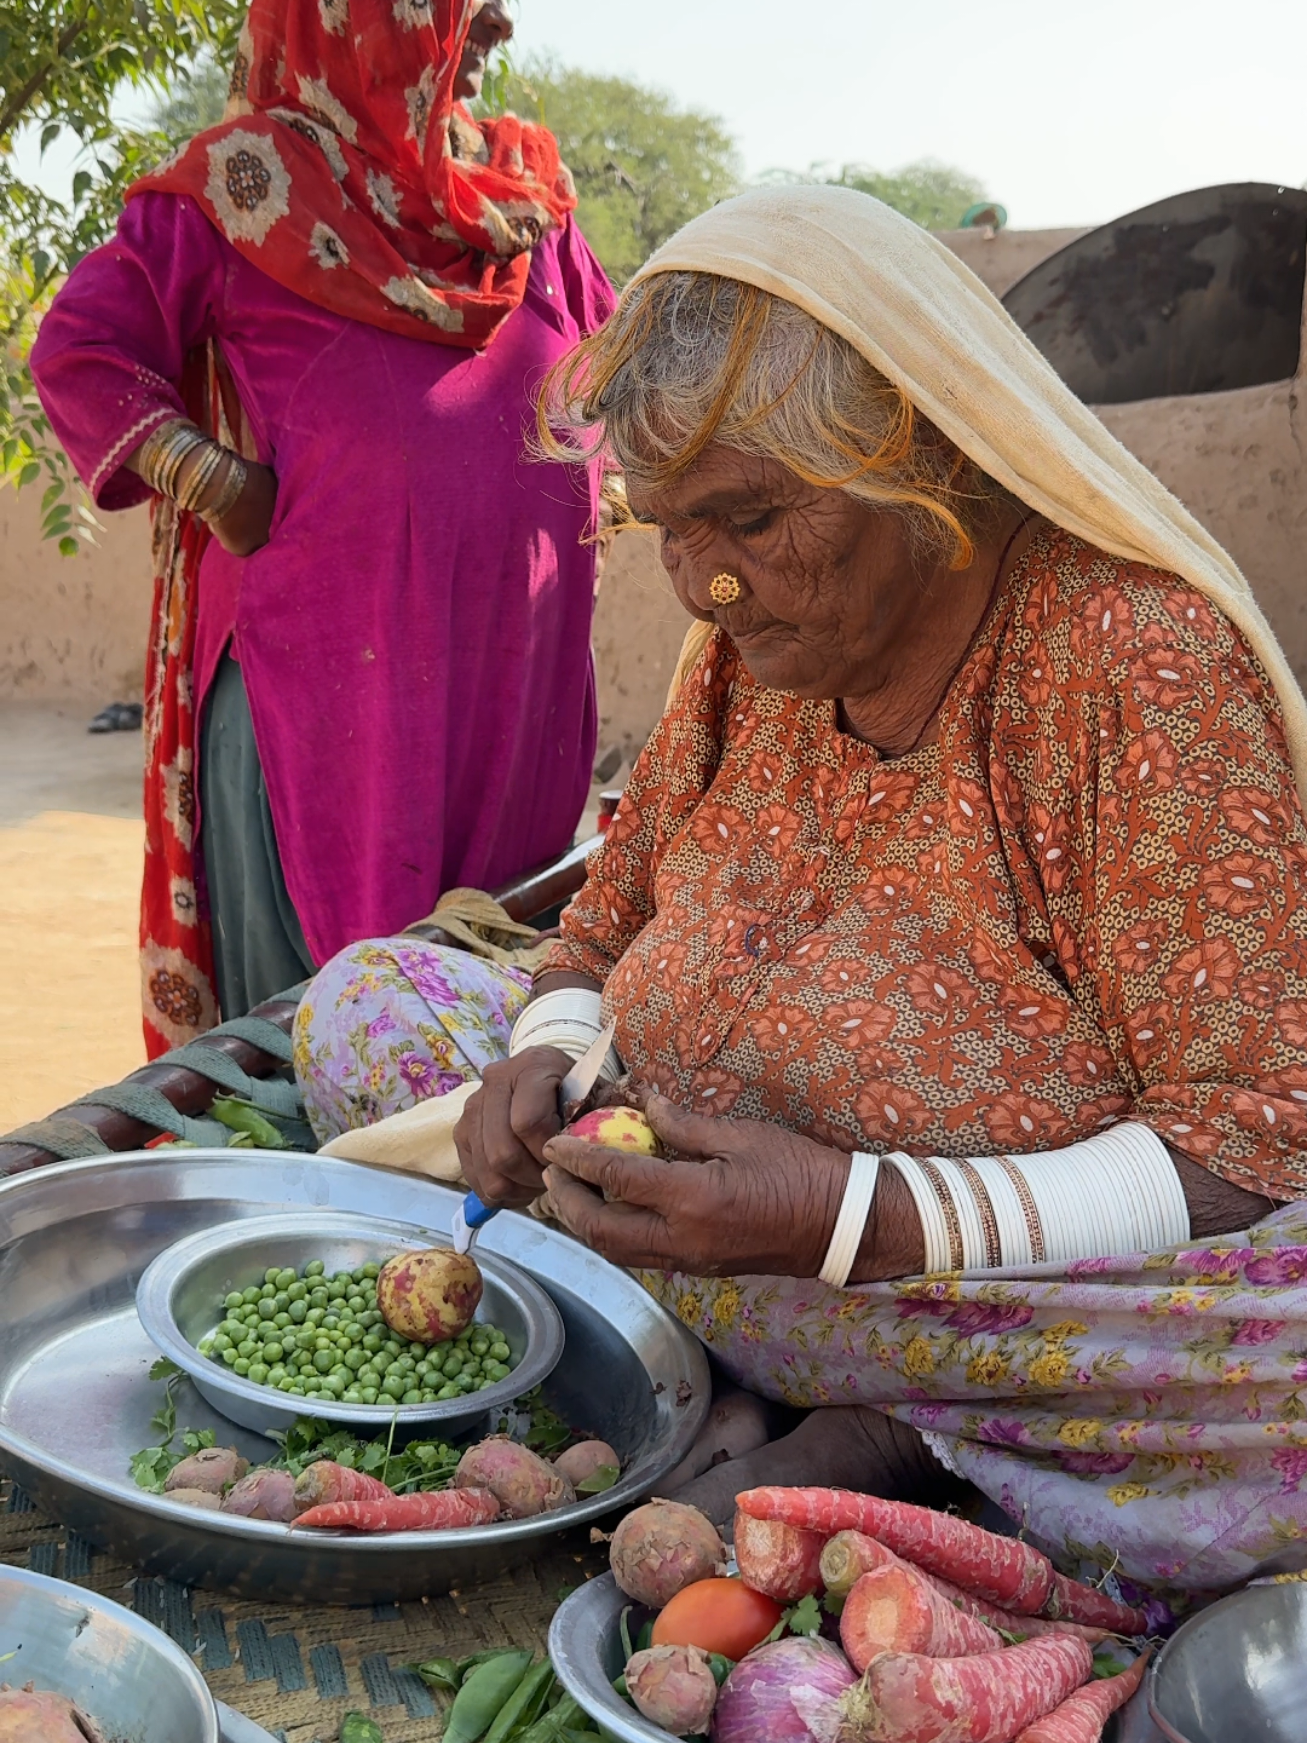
top-left (32, 0), bottom-right (612, 1053)
top-left (296, 187), bottom-right (1307, 1597)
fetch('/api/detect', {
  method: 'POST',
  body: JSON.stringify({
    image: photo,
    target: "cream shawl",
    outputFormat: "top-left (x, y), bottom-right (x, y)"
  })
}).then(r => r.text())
top-left (629, 185), bottom-right (1307, 796)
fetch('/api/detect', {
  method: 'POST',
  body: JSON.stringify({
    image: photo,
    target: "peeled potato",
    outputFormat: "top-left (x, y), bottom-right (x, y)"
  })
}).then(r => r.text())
top-left (377, 1246), bottom-right (483, 1343)
top-left (0, 1685), bottom-right (107, 1742)
top-left (566, 1107), bottom-right (662, 1156)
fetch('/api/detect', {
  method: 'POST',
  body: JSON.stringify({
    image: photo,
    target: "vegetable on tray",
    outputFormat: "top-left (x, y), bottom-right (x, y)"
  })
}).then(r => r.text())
top-left (840, 1562), bottom-right (1001, 1670)
top-left (197, 1255), bottom-right (520, 1405)
top-left (293, 1485), bottom-right (501, 1532)
top-left (1011, 1649), bottom-right (1150, 1742)
top-left (710, 1636), bottom-right (856, 1743)
top-left (455, 1438), bottom-right (575, 1519)
top-left (609, 1500), bottom-right (727, 1608)
top-left (0, 1682), bottom-right (108, 1743)
top-left (650, 1576), bottom-right (782, 1660)
top-left (734, 1510), bottom-right (826, 1603)
top-left (625, 1642), bottom-right (718, 1735)
top-left (738, 1488), bottom-right (1148, 1634)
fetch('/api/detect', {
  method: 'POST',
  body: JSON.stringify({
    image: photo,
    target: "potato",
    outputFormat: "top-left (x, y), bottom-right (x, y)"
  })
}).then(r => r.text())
top-left (163, 1446), bottom-right (248, 1494)
top-left (221, 1469), bottom-right (298, 1522)
top-left (566, 1107), bottom-right (661, 1155)
top-left (553, 1440), bottom-right (620, 1487)
top-left (454, 1436), bottom-right (575, 1518)
top-left (164, 1487), bottom-right (222, 1511)
top-left (377, 1247), bottom-right (482, 1343)
top-left (610, 1500), bottom-right (726, 1607)
top-left (0, 1684), bottom-right (108, 1742)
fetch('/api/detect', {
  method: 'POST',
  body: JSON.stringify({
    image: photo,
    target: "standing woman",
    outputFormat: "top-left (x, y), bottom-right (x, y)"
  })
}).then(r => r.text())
top-left (32, 0), bottom-right (614, 1054)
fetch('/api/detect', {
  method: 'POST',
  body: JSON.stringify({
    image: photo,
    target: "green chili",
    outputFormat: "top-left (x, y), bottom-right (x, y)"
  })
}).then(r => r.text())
top-left (481, 1657), bottom-right (555, 1743)
top-left (339, 1714), bottom-right (385, 1743)
top-left (443, 1649), bottom-right (533, 1743)
top-left (210, 1095), bottom-right (289, 1150)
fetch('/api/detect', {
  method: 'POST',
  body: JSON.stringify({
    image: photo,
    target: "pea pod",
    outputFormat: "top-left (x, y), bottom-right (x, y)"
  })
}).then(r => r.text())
top-left (444, 1649), bottom-right (533, 1743)
top-left (340, 1714), bottom-right (385, 1743)
top-left (412, 1655), bottom-right (461, 1693)
top-left (515, 1694), bottom-right (586, 1743)
top-left (481, 1658), bottom-right (555, 1743)
top-left (210, 1095), bottom-right (289, 1150)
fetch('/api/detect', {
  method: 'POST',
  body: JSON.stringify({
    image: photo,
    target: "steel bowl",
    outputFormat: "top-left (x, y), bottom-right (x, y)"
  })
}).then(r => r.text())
top-left (1148, 1582), bottom-right (1307, 1742)
top-left (0, 1150), bottom-right (710, 1602)
top-left (551, 1572), bottom-right (1155, 1743)
top-left (549, 1574), bottom-right (671, 1743)
top-left (136, 1211), bottom-right (564, 1437)
top-left (0, 1562), bottom-right (219, 1743)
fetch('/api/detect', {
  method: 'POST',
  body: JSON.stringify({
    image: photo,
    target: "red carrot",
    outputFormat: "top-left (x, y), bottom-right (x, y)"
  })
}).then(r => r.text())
top-left (292, 1486), bottom-right (500, 1532)
top-left (1043, 1571), bottom-right (1149, 1636)
top-left (1013, 1650), bottom-right (1151, 1742)
top-left (821, 1531), bottom-right (1108, 1647)
top-left (734, 1511), bottom-right (826, 1602)
top-left (840, 1563), bottom-right (1001, 1670)
top-left (737, 1488), bottom-right (1055, 1614)
top-left (839, 1632), bottom-right (1094, 1743)
top-left (291, 1460), bottom-right (395, 1512)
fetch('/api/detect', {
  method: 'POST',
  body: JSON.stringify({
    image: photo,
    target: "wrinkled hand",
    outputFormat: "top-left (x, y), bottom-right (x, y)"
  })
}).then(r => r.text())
top-left (209, 460), bottom-right (278, 556)
top-left (453, 1046), bottom-right (574, 1210)
top-left (541, 1094), bottom-right (849, 1278)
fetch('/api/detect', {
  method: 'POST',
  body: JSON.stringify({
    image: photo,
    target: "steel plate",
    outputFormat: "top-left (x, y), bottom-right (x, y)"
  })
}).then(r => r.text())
top-left (0, 1151), bottom-right (710, 1604)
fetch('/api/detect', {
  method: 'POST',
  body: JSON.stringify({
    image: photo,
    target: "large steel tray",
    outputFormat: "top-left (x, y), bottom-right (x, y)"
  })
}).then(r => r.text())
top-left (0, 1151), bottom-right (709, 1604)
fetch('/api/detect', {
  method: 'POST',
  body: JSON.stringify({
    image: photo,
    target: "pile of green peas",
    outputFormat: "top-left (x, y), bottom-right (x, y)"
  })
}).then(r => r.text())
top-left (197, 1257), bottom-right (518, 1406)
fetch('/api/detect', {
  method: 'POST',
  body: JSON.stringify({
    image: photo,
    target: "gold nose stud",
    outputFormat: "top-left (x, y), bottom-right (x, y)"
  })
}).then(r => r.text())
top-left (709, 572), bottom-right (742, 606)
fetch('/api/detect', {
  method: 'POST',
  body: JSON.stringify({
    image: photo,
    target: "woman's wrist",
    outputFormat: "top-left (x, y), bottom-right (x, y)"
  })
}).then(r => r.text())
top-left (851, 1161), bottom-right (926, 1282)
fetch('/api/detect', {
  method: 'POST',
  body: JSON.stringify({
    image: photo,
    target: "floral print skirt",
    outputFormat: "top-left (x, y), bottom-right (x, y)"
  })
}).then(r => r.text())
top-left (294, 942), bottom-right (1307, 1596)
top-left (292, 939), bottom-right (531, 1142)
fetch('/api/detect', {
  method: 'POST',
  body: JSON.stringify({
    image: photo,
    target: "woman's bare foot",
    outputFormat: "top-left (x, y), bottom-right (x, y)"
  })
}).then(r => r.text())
top-left (666, 1403), bottom-right (960, 1528)
top-left (659, 1386), bottom-right (788, 1494)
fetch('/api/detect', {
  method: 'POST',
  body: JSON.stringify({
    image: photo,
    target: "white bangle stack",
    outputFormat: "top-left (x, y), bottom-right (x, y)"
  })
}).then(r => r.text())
top-left (888, 1121), bottom-right (1190, 1273)
top-left (818, 1152), bottom-right (881, 1287)
top-left (508, 988), bottom-right (622, 1082)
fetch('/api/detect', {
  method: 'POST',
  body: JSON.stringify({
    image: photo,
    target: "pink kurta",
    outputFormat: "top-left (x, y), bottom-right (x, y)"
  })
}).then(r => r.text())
top-left (31, 191), bottom-right (614, 963)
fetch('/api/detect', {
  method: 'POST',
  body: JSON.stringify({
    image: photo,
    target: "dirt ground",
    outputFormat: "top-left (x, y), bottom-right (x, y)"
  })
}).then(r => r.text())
top-left (0, 703), bottom-right (146, 1131)
top-left (0, 703), bottom-right (610, 1135)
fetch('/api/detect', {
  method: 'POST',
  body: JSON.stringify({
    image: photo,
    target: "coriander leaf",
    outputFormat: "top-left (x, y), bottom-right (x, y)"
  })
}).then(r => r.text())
top-left (784, 1594), bottom-right (823, 1638)
top-left (129, 1446), bottom-right (179, 1494)
top-left (149, 1357), bottom-right (182, 1382)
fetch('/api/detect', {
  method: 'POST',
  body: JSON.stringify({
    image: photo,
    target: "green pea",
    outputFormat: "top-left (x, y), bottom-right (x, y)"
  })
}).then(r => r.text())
top-left (275, 1268), bottom-right (296, 1290)
top-left (382, 1373), bottom-right (406, 1399)
top-left (401, 1388), bottom-right (421, 1404)
top-left (415, 1362), bottom-right (433, 1382)
top-left (309, 1287), bottom-right (329, 1310)
top-left (258, 1299), bottom-right (277, 1320)
top-left (344, 1349), bottom-right (366, 1372)
top-left (287, 1280), bottom-right (307, 1301)
top-left (211, 1333), bottom-right (232, 1354)
top-left (267, 1365), bottom-right (286, 1385)
top-left (273, 1291), bottom-right (290, 1311)
top-left (323, 1314), bottom-right (340, 1331)
top-left (262, 1341), bottom-right (284, 1363)
top-left (490, 1342), bottom-right (511, 1363)
top-left (304, 1259), bottom-right (325, 1277)
top-left (384, 1340), bottom-right (403, 1358)
top-left (360, 1387), bottom-right (379, 1405)
top-left (240, 1286), bottom-right (260, 1305)
top-left (263, 1267), bottom-right (280, 1286)
top-left (306, 1308), bottom-right (325, 1326)
top-left (233, 1357), bottom-right (250, 1375)
top-left (470, 1335), bottom-right (490, 1357)
top-left (198, 1338), bottom-right (215, 1357)
top-left (219, 1319), bottom-right (243, 1339)
top-left (224, 1290), bottom-right (244, 1310)
top-left (313, 1350), bottom-right (334, 1374)
top-left (342, 1388), bottom-right (363, 1404)
top-left (437, 1383), bottom-right (459, 1399)
top-left (358, 1367), bottom-right (380, 1389)
top-left (394, 1355), bottom-right (415, 1374)
top-left (362, 1333), bottom-right (383, 1354)
top-left (455, 1373), bottom-right (475, 1393)
top-left (288, 1300), bottom-right (307, 1324)
top-left (234, 1337), bottom-right (255, 1357)
top-left (324, 1373), bottom-right (347, 1395)
top-left (347, 1291), bottom-right (365, 1309)
top-left (259, 1283), bottom-right (275, 1300)
top-left (247, 1362), bottom-right (269, 1385)
top-left (361, 1262), bottom-right (380, 1279)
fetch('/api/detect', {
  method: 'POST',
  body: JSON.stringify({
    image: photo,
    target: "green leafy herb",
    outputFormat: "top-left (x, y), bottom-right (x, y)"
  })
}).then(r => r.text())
top-left (576, 1464), bottom-right (620, 1495)
top-left (266, 1417), bottom-right (460, 1491)
top-left (822, 1588), bottom-right (845, 1618)
top-left (129, 1360), bottom-right (214, 1492)
top-left (706, 1653), bottom-right (734, 1687)
top-left (783, 1594), bottom-right (823, 1638)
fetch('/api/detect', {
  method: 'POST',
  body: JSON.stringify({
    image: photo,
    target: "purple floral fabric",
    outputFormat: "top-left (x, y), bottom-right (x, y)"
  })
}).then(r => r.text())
top-left (641, 1204), bottom-right (1307, 1594)
top-left (293, 940), bottom-right (530, 1141)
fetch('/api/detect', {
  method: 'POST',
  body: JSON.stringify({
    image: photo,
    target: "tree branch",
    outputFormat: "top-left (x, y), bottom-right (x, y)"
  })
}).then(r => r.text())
top-left (0, 15), bottom-right (91, 145)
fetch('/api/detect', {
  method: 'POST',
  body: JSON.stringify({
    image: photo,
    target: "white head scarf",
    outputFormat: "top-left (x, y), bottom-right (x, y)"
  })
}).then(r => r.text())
top-left (629, 184), bottom-right (1307, 795)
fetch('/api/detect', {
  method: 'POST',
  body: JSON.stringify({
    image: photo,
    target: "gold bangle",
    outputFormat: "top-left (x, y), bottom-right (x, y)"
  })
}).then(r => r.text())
top-left (200, 452), bottom-right (248, 525)
top-left (138, 420), bottom-right (206, 498)
top-left (176, 442), bottom-right (226, 514)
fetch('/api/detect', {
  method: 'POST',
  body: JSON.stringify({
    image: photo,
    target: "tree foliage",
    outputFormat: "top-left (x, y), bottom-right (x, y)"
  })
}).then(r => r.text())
top-left (489, 55), bottom-right (741, 285)
top-left (763, 158), bottom-right (989, 232)
top-left (0, 0), bottom-right (241, 548)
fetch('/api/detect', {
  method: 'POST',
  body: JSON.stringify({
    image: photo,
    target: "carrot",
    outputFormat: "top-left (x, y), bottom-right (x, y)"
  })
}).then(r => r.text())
top-left (292, 1460), bottom-right (395, 1511)
top-left (737, 1488), bottom-right (1055, 1614)
top-left (1043, 1571), bottom-right (1149, 1636)
top-left (292, 1486), bottom-right (500, 1531)
top-left (1012, 1649), bottom-right (1151, 1742)
top-left (840, 1564), bottom-right (1001, 1671)
top-left (821, 1531), bottom-right (1108, 1647)
top-left (821, 1529), bottom-right (898, 1597)
top-left (733, 1511), bottom-right (826, 1602)
top-left (839, 1632), bottom-right (1094, 1743)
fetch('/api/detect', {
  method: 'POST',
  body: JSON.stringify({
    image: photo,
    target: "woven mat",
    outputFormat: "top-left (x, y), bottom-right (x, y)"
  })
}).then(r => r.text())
top-left (0, 1479), bottom-right (609, 1742)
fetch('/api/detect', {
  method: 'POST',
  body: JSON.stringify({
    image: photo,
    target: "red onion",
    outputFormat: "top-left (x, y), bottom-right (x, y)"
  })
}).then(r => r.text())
top-left (710, 1636), bottom-right (855, 1743)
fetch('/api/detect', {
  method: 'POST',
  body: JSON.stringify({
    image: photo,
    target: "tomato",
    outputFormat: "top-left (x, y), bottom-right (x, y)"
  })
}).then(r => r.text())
top-left (650, 1576), bottom-right (783, 1659)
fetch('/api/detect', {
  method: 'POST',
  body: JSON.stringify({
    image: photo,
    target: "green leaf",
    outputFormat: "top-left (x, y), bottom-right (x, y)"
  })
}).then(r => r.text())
top-left (576, 1464), bottom-right (620, 1495)
top-left (150, 1357), bottom-right (182, 1381)
top-left (72, 170), bottom-right (93, 204)
top-left (39, 122), bottom-right (61, 154)
top-left (783, 1594), bottom-right (823, 1638)
top-left (16, 461), bottom-right (40, 488)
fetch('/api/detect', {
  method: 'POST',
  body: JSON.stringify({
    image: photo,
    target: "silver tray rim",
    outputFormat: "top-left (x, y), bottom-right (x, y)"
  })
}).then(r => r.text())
top-left (0, 1150), bottom-right (711, 1565)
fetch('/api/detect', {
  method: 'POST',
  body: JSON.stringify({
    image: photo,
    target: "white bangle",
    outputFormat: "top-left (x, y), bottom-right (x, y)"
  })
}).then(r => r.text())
top-left (509, 989), bottom-right (622, 1081)
top-left (818, 1152), bottom-right (881, 1288)
top-left (886, 1123), bottom-right (1189, 1275)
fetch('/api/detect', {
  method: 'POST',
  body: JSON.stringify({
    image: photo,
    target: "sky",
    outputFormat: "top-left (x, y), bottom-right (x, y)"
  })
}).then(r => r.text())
top-left (15, 0), bottom-right (1307, 231)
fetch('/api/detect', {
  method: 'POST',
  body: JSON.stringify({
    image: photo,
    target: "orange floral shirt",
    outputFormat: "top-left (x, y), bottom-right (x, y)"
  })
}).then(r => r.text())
top-left (550, 530), bottom-right (1307, 1199)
